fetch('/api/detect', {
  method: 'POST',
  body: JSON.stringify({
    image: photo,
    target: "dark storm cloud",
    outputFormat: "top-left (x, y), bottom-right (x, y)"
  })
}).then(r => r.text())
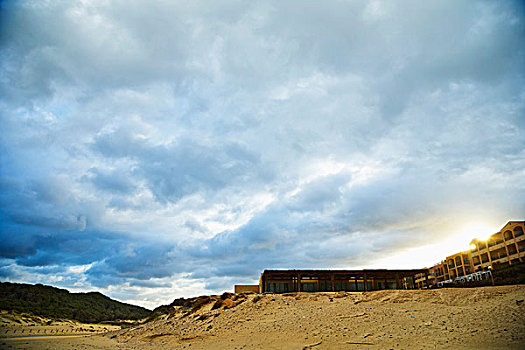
top-left (0, 0), bottom-right (524, 305)
top-left (91, 130), bottom-right (266, 203)
top-left (0, 221), bottom-right (125, 267)
top-left (85, 244), bottom-right (179, 287)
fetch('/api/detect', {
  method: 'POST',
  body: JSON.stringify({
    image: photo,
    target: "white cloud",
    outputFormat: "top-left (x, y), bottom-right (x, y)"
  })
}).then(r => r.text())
top-left (0, 0), bottom-right (524, 306)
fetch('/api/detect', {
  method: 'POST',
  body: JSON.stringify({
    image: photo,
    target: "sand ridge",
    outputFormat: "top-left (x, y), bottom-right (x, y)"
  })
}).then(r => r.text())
top-left (2, 285), bottom-right (524, 349)
top-left (107, 285), bottom-right (525, 349)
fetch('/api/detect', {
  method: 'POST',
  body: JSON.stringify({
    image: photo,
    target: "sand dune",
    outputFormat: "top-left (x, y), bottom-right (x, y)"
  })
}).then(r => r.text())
top-left (2, 285), bottom-right (524, 349)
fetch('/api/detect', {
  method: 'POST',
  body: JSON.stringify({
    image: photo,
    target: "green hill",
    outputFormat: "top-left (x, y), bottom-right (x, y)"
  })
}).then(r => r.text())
top-left (0, 282), bottom-right (151, 324)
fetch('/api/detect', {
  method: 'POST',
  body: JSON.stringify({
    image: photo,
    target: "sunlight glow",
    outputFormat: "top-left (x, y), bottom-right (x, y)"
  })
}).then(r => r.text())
top-left (368, 222), bottom-right (500, 269)
top-left (462, 223), bottom-right (497, 242)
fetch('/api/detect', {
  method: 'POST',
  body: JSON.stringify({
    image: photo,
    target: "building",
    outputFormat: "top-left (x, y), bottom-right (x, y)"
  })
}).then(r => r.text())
top-left (415, 251), bottom-right (474, 288)
top-left (428, 260), bottom-right (447, 284)
top-left (470, 221), bottom-right (524, 271)
top-left (258, 269), bottom-right (429, 293)
top-left (416, 220), bottom-right (524, 288)
top-left (444, 251), bottom-right (474, 280)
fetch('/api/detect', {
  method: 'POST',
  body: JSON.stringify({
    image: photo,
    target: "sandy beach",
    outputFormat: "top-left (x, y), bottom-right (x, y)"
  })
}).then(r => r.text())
top-left (2, 285), bottom-right (524, 349)
top-left (0, 311), bottom-right (120, 349)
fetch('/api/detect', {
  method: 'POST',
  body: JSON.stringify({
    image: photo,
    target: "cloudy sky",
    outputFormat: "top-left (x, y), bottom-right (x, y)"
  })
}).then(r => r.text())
top-left (1, 0), bottom-right (524, 308)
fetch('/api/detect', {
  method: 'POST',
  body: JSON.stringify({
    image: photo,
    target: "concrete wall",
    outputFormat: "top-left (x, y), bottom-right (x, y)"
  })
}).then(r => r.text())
top-left (234, 284), bottom-right (260, 293)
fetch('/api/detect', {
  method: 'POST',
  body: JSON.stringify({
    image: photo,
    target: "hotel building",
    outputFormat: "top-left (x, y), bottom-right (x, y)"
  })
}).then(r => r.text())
top-left (470, 221), bottom-right (524, 270)
top-left (416, 221), bottom-right (524, 288)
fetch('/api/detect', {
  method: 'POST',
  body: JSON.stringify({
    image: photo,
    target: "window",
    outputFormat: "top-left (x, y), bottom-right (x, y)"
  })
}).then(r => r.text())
top-left (334, 281), bottom-right (346, 291)
top-left (301, 282), bottom-right (316, 292)
top-left (348, 281), bottom-right (358, 291)
top-left (448, 259), bottom-right (455, 268)
top-left (514, 226), bottom-right (524, 237)
top-left (319, 280), bottom-right (332, 292)
top-left (269, 282), bottom-right (290, 293)
top-left (385, 281), bottom-right (396, 290)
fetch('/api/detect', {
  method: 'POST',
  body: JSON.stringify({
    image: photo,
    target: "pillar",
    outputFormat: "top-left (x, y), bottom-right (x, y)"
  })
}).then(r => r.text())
top-left (485, 241), bottom-right (493, 267)
top-left (363, 273), bottom-right (368, 292)
top-left (502, 232), bottom-right (512, 265)
top-left (513, 227), bottom-right (523, 262)
top-left (476, 243), bottom-right (481, 271)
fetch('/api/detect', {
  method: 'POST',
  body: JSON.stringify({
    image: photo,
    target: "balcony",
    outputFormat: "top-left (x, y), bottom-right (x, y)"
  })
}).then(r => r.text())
top-left (506, 253), bottom-right (521, 261)
top-left (476, 246), bottom-right (488, 253)
top-left (506, 245), bottom-right (518, 256)
top-left (491, 256), bottom-right (509, 265)
top-left (491, 242), bottom-right (506, 251)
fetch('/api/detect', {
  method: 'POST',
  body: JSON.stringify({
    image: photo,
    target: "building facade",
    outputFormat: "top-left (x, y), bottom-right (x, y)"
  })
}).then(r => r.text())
top-left (416, 221), bottom-right (524, 288)
top-left (470, 221), bottom-right (524, 271)
top-left (259, 269), bottom-right (429, 293)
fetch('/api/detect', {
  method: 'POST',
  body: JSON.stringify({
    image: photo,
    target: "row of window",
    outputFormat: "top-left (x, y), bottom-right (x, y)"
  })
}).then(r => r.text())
top-left (472, 226), bottom-right (524, 251)
top-left (266, 280), bottom-right (401, 293)
top-left (472, 241), bottom-right (523, 261)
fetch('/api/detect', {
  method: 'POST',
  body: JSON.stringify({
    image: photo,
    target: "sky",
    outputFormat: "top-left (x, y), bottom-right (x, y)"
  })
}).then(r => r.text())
top-left (0, 0), bottom-right (524, 309)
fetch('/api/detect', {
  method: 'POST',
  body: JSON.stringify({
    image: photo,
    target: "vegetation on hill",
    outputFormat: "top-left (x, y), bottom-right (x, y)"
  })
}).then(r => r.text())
top-left (0, 282), bottom-right (151, 324)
